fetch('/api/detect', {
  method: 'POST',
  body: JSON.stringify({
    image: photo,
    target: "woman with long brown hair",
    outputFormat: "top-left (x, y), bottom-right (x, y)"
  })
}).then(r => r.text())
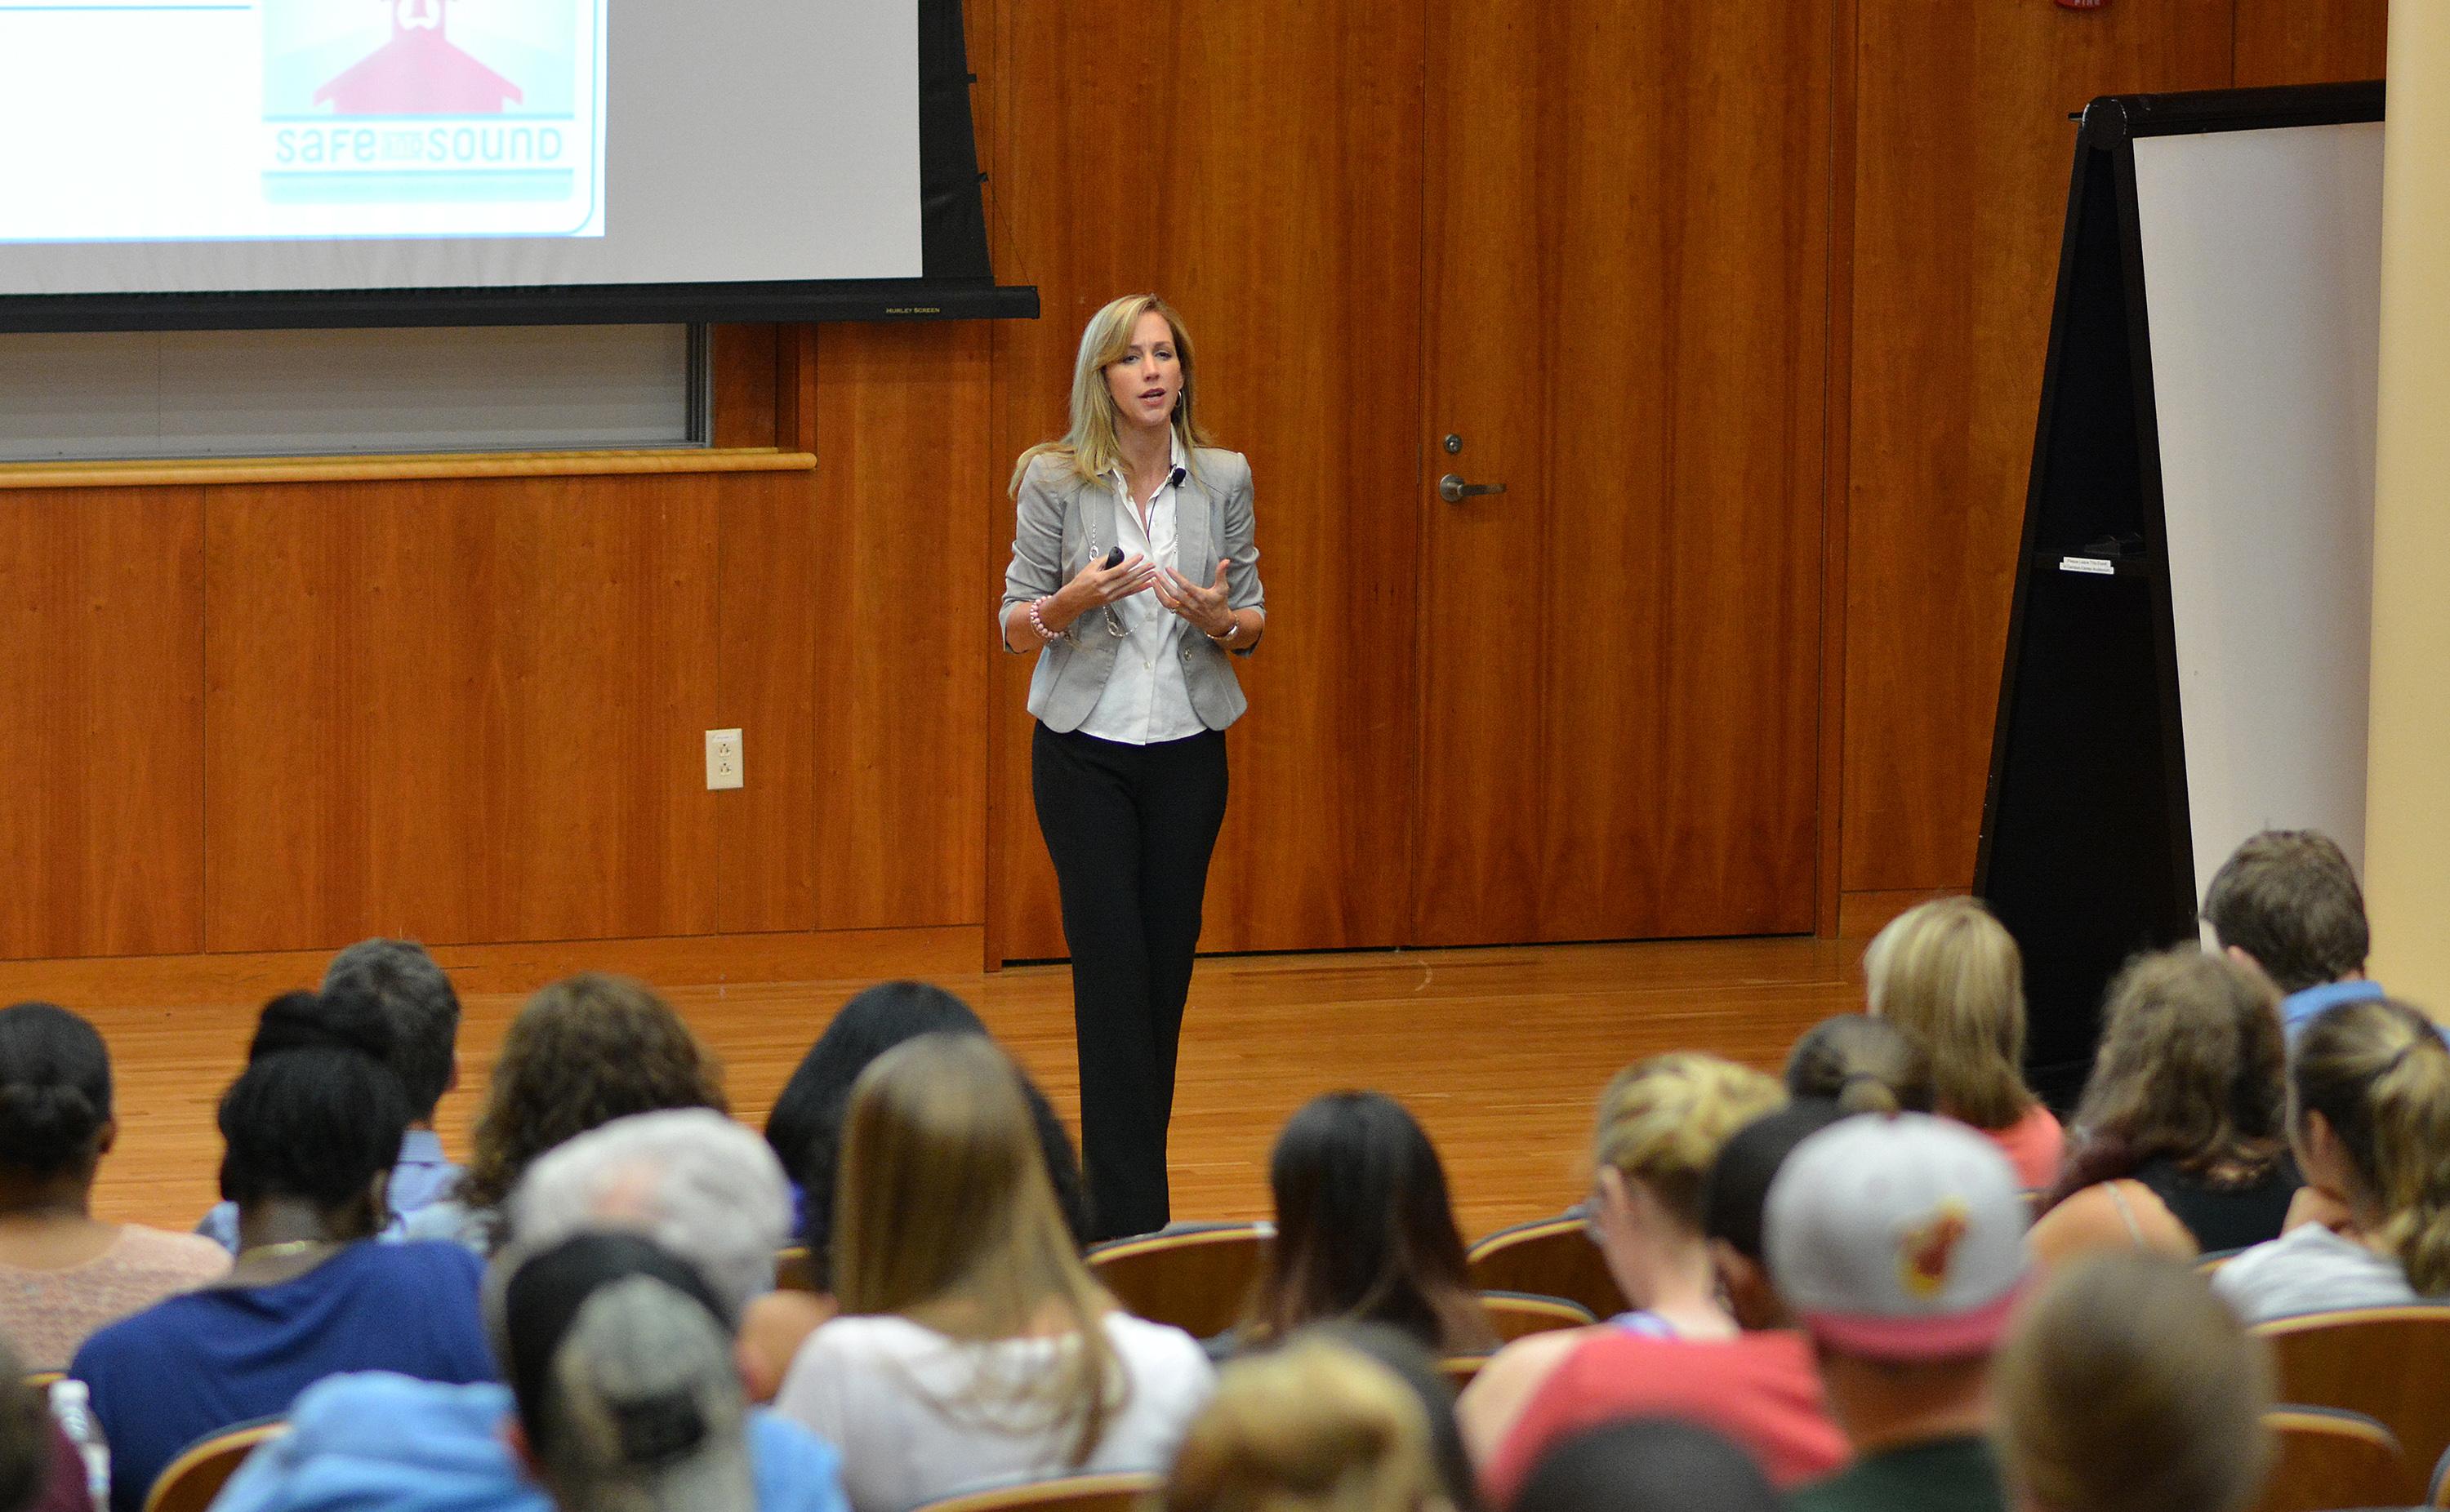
top-left (2029, 949), bottom-right (2296, 1268)
top-left (2212, 996), bottom-right (2450, 1323)
top-left (774, 1033), bottom-right (1214, 1512)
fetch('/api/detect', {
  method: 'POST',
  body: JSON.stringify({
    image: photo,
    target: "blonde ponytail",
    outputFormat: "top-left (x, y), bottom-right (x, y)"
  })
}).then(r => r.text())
top-left (2292, 999), bottom-right (2450, 1295)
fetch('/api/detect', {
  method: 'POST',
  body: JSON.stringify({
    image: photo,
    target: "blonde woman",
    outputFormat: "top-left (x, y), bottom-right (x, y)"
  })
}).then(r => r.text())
top-left (1164, 1335), bottom-right (1454, 1512)
top-left (774, 1034), bottom-right (1214, 1512)
top-left (2212, 997), bottom-right (2450, 1323)
top-left (1996, 1252), bottom-right (2274, 1512)
top-left (1457, 1054), bottom-right (1785, 1464)
top-left (1864, 897), bottom-right (2064, 1188)
top-left (998, 293), bottom-right (1266, 1242)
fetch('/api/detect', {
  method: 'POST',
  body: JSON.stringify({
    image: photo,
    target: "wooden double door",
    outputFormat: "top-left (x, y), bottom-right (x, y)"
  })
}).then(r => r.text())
top-left (988, 0), bottom-right (1828, 961)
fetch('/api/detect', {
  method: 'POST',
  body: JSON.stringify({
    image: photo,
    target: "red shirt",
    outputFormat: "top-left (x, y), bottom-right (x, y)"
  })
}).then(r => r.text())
top-left (1485, 1330), bottom-right (1849, 1506)
top-left (1981, 1103), bottom-right (2065, 1192)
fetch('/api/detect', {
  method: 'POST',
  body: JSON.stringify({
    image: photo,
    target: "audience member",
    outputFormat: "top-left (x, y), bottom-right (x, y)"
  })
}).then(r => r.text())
top-left (1161, 1334), bottom-right (1452, 1512)
top-left (1864, 899), bottom-right (2064, 1189)
top-left (1784, 1015), bottom-right (1935, 1114)
top-left (1472, 1100), bottom-right (1851, 1505)
top-left (1770, 1114), bottom-right (2025, 1512)
top-left (0, 1003), bottom-right (227, 1367)
top-left (774, 1034), bottom-right (1214, 1512)
top-left (1994, 1252), bottom-right (2273, 1512)
top-left (1318, 1323), bottom-right (1479, 1512)
top-left (212, 1110), bottom-right (844, 1512)
top-left (412, 974), bottom-right (725, 1251)
top-left (763, 980), bottom-right (1087, 1287)
top-left (1459, 1055), bottom-right (1783, 1461)
top-left (198, 939), bottom-right (466, 1250)
top-left (1237, 1091), bottom-right (1495, 1359)
top-left (2029, 949), bottom-right (2296, 1268)
top-left (0, 1332), bottom-right (85, 1512)
top-left (2200, 830), bottom-right (2383, 1036)
top-left (69, 991), bottom-right (495, 1512)
top-left (1512, 1419), bottom-right (1779, 1512)
top-left (2213, 996), bottom-right (2450, 1323)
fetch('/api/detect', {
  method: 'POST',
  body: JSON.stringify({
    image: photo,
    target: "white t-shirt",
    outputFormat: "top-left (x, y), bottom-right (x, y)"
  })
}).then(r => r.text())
top-left (774, 1310), bottom-right (1215, 1512)
top-left (2212, 1221), bottom-right (2427, 1325)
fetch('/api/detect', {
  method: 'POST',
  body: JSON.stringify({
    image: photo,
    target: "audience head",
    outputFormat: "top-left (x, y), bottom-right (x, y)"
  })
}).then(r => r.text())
top-left (2047, 948), bottom-right (2286, 1210)
top-left (1784, 1014), bottom-right (1935, 1115)
top-left (0, 1335), bottom-right (44, 1512)
top-left (506, 1109), bottom-right (792, 1323)
top-left (323, 937), bottom-right (461, 1123)
top-left (1248, 1091), bottom-right (1490, 1355)
top-left (1593, 1052), bottom-right (1787, 1234)
top-left (764, 980), bottom-right (1087, 1286)
top-left (219, 989), bottom-right (412, 1233)
top-left (1512, 1419), bottom-right (1779, 1512)
top-left (1698, 1099), bottom-right (1847, 1330)
top-left (2199, 829), bottom-right (2368, 994)
top-left (1162, 1334), bottom-right (1452, 1512)
top-left (2289, 997), bottom-right (2450, 1294)
top-left (459, 975), bottom-right (727, 1240)
top-left (1315, 1323), bottom-right (1478, 1512)
top-left (496, 1231), bottom-right (754, 1512)
top-left (835, 1032), bottom-right (1118, 1465)
top-left (0, 1002), bottom-right (114, 1188)
top-left (1864, 897), bottom-right (2035, 1132)
top-left (1993, 1252), bottom-right (2272, 1512)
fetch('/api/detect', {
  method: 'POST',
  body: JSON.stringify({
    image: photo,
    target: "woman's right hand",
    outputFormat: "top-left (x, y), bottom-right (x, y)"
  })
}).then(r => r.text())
top-left (1053, 552), bottom-right (1160, 621)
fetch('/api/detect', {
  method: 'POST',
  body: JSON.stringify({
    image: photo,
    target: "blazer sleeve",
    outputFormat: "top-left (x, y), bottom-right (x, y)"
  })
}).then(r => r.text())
top-left (1221, 451), bottom-right (1265, 653)
top-left (999, 457), bottom-right (1068, 644)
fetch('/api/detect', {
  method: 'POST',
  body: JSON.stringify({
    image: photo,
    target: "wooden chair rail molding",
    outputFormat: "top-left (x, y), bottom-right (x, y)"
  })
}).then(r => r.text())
top-left (0, 447), bottom-right (817, 491)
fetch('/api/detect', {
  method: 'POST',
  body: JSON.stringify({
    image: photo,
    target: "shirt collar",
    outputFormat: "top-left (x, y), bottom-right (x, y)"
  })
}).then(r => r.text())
top-left (2281, 976), bottom-right (2387, 1033)
top-left (1106, 433), bottom-right (1190, 494)
top-left (397, 1127), bottom-right (449, 1166)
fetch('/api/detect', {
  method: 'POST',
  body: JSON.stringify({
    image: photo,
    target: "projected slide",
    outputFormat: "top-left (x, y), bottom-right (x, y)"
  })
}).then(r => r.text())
top-left (0, 0), bottom-right (608, 244)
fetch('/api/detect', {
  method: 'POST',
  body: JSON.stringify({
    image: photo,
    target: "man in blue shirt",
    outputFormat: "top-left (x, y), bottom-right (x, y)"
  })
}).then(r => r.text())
top-left (200, 938), bottom-right (466, 1248)
top-left (2199, 830), bottom-right (2388, 1038)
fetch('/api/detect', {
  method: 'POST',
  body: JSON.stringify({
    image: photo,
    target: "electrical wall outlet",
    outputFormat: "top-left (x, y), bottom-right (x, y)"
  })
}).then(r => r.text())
top-left (706, 728), bottom-right (744, 790)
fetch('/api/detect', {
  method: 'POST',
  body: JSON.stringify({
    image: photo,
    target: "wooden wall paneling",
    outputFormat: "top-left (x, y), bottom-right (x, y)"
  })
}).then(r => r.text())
top-left (0, 487), bottom-right (205, 959)
top-left (1838, 3), bottom-right (2233, 896)
top-left (807, 321), bottom-right (994, 932)
top-left (1414, 0), bottom-right (1829, 945)
top-left (203, 476), bottom-right (724, 950)
top-left (715, 465), bottom-right (818, 932)
top-left (709, 325), bottom-right (780, 450)
top-left (2233, 0), bottom-right (2388, 86)
top-left (984, 0), bottom-right (1426, 962)
top-left (1819, 0), bottom-right (1861, 937)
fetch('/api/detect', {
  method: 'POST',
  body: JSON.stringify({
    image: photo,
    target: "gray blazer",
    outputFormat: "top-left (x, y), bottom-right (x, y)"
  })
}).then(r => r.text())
top-left (1000, 447), bottom-right (1266, 733)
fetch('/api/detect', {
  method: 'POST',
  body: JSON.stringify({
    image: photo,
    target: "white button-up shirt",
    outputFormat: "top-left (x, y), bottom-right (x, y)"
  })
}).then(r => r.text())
top-left (1076, 437), bottom-right (1205, 745)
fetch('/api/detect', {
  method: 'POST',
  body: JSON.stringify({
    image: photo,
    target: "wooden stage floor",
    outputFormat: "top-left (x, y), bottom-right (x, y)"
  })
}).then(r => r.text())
top-left (80, 937), bottom-right (1862, 1241)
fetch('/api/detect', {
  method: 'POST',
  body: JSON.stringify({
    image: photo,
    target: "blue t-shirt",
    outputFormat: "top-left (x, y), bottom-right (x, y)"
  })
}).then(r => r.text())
top-left (69, 1241), bottom-right (494, 1512)
top-left (212, 1372), bottom-right (849, 1512)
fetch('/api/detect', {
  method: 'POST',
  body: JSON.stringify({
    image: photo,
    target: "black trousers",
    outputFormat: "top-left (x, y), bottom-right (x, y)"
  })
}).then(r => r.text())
top-left (1031, 721), bottom-right (1229, 1241)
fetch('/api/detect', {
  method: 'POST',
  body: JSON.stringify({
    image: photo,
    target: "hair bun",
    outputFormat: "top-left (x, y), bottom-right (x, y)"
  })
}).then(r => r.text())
top-left (0, 1080), bottom-right (103, 1172)
top-left (247, 988), bottom-right (394, 1065)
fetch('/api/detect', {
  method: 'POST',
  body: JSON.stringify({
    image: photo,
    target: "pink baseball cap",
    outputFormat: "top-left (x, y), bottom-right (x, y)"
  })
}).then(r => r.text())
top-left (1764, 1113), bottom-right (2029, 1360)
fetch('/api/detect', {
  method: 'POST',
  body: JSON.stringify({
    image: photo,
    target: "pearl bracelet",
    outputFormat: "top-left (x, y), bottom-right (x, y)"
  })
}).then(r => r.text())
top-left (1027, 596), bottom-right (1062, 643)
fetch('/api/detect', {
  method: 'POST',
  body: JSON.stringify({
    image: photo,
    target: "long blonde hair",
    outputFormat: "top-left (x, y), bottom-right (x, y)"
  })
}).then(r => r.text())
top-left (834, 1033), bottom-right (1123, 1465)
top-left (1864, 897), bottom-right (2038, 1131)
top-left (1995, 1252), bottom-right (2273, 1512)
top-left (1163, 1337), bottom-right (1451, 1512)
top-left (2291, 998), bottom-right (2450, 1295)
top-left (1592, 1053), bottom-right (1784, 1230)
top-left (1009, 293), bottom-right (1216, 496)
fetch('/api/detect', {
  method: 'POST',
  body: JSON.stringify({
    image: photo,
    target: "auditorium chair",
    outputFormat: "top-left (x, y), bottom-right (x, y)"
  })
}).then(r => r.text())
top-left (1479, 1291), bottom-right (1597, 1341)
top-left (20, 1370), bottom-right (59, 1392)
top-left (1465, 1216), bottom-right (1628, 1321)
top-left (914, 1470), bottom-right (1160, 1512)
top-left (775, 1243), bottom-right (819, 1293)
top-left (1440, 1356), bottom-right (1486, 1391)
top-left (2254, 1305), bottom-right (2450, 1506)
top-left (1085, 1222), bottom-right (1272, 1340)
top-left (2255, 1408), bottom-right (2406, 1512)
top-left (145, 1421), bottom-right (287, 1512)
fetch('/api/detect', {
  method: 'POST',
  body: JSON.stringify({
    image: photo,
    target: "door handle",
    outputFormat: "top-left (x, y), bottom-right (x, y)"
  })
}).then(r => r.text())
top-left (1438, 474), bottom-right (1508, 504)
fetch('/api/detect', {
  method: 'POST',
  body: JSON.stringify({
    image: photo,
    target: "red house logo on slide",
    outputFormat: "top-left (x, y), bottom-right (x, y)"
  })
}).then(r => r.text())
top-left (314, 0), bottom-right (522, 114)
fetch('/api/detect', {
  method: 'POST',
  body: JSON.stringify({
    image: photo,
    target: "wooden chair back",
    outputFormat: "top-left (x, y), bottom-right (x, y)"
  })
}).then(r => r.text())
top-left (1439, 1356), bottom-right (1487, 1391)
top-left (1086, 1223), bottom-right (1272, 1341)
top-left (145, 1421), bottom-right (287, 1512)
top-left (1480, 1291), bottom-right (1596, 1342)
top-left (2255, 1305), bottom-right (2450, 1507)
top-left (20, 1371), bottom-right (60, 1393)
top-left (774, 1244), bottom-right (820, 1294)
top-left (915, 1471), bottom-right (1160, 1512)
top-left (1466, 1216), bottom-right (1628, 1322)
top-left (2256, 1408), bottom-right (2406, 1512)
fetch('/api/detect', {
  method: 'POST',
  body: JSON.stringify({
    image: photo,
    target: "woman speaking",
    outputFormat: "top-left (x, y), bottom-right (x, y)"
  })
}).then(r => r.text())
top-left (1000, 293), bottom-right (1265, 1240)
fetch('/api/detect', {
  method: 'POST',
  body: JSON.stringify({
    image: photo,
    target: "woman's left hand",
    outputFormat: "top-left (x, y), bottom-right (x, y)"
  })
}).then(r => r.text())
top-left (1153, 558), bottom-right (1235, 637)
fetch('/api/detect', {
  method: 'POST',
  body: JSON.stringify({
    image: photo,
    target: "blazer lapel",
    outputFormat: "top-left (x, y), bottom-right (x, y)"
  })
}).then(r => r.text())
top-left (1175, 463), bottom-right (1213, 585)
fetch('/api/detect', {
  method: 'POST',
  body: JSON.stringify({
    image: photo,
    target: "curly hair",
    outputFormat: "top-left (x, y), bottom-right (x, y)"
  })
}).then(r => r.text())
top-left (454, 975), bottom-right (725, 1232)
